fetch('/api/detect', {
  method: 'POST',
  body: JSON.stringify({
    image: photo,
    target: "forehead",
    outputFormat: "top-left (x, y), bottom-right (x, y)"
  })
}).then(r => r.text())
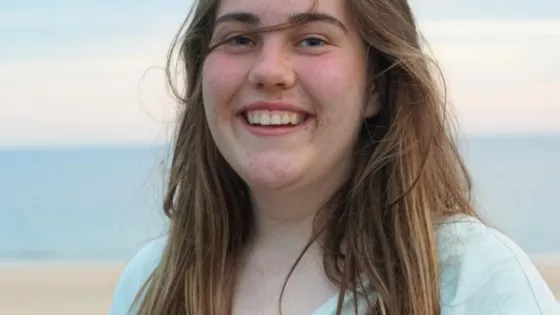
top-left (215, 0), bottom-right (349, 25)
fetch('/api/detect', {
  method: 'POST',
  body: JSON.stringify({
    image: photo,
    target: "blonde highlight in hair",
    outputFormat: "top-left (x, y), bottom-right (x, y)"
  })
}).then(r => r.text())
top-left (132, 0), bottom-right (478, 314)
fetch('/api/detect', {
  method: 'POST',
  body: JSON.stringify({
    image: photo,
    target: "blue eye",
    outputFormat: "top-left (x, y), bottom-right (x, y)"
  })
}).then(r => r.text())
top-left (298, 37), bottom-right (326, 47)
top-left (228, 35), bottom-right (253, 46)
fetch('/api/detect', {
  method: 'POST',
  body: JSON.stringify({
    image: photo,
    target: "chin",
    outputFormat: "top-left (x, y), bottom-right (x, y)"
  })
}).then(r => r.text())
top-left (237, 154), bottom-right (304, 191)
top-left (243, 172), bottom-right (301, 191)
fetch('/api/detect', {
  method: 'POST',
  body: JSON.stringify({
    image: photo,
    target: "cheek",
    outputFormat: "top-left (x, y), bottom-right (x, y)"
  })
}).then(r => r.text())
top-left (299, 56), bottom-right (365, 107)
top-left (297, 58), bottom-right (367, 131)
top-left (202, 54), bottom-right (248, 120)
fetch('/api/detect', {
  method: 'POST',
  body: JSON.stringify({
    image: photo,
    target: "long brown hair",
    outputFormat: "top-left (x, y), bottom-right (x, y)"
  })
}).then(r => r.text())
top-left (132, 0), bottom-right (478, 314)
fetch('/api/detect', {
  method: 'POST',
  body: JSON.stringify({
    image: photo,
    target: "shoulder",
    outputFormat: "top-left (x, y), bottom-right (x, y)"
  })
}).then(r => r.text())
top-left (109, 236), bottom-right (167, 315)
top-left (436, 215), bottom-right (559, 314)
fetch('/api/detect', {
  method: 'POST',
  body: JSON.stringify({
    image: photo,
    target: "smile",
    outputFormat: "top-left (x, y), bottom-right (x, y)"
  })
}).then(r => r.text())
top-left (236, 101), bottom-right (313, 136)
top-left (245, 110), bottom-right (305, 126)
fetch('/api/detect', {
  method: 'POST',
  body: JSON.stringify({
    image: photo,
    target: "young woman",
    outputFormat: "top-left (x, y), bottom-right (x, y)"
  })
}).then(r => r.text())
top-left (109, 0), bottom-right (560, 314)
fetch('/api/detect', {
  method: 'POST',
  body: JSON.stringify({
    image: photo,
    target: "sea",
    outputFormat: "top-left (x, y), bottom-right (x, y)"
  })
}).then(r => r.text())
top-left (1, 135), bottom-right (559, 263)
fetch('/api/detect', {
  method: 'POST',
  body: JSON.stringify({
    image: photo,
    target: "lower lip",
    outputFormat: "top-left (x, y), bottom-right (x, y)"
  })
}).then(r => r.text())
top-left (238, 115), bottom-right (312, 137)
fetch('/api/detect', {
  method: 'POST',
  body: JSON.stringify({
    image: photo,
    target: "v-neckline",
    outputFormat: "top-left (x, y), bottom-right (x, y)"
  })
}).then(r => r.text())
top-left (310, 293), bottom-right (340, 315)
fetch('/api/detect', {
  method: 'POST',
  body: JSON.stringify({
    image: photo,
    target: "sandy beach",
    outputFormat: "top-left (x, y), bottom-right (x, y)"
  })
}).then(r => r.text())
top-left (1, 261), bottom-right (558, 315)
top-left (0, 263), bottom-right (125, 315)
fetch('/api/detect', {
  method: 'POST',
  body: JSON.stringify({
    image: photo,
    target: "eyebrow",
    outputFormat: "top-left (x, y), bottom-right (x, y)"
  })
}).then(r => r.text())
top-left (214, 12), bottom-right (348, 33)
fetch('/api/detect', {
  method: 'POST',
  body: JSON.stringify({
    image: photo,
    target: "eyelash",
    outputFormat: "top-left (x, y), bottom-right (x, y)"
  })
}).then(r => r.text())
top-left (223, 34), bottom-right (327, 48)
top-left (227, 35), bottom-right (254, 46)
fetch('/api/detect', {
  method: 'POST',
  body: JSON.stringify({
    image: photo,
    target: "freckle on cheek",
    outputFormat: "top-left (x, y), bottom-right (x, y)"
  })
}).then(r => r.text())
top-left (317, 118), bottom-right (329, 133)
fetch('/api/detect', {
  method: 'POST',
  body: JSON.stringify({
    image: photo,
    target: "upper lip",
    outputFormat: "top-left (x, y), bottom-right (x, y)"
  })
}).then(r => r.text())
top-left (238, 101), bottom-right (312, 115)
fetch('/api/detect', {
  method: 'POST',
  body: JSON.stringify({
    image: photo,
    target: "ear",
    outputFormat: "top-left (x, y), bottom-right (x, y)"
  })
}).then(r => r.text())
top-left (363, 90), bottom-right (381, 118)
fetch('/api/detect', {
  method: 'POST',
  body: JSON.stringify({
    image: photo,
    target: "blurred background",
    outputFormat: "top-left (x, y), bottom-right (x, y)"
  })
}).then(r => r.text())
top-left (1, 0), bottom-right (559, 314)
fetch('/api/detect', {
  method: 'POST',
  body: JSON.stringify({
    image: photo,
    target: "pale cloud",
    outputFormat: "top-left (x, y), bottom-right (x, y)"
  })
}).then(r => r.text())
top-left (0, 11), bottom-right (184, 36)
top-left (420, 20), bottom-right (560, 134)
top-left (1, 19), bottom-right (559, 147)
top-left (0, 36), bottom-right (178, 147)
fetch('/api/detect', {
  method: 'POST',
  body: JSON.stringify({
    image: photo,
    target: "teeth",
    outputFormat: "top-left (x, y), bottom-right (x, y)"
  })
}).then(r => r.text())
top-left (245, 110), bottom-right (304, 126)
top-left (270, 114), bottom-right (281, 125)
top-left (290, 113), bottom-right (300, 125)
top-left (260, 113), bottom-right (270, 125)
top-left (249, 112), bottom-right (259, 124)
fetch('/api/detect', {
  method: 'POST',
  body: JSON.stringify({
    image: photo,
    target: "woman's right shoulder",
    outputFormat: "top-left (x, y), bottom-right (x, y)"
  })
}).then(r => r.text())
top-left (109, 236), bottom-right (167, 315)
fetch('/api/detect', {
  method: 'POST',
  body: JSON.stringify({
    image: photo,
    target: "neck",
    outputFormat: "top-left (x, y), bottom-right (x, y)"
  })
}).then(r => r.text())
top-left (248, 175), bottom-right (344, 254)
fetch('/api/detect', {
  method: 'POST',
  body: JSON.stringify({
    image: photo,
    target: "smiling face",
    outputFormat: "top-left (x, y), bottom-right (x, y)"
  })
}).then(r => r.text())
top-left (202, 0), bottom-right (378, 192)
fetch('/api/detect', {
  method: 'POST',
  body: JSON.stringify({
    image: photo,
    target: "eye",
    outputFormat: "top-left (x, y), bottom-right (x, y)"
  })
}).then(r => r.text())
top-left (226, 35), bottom-right (255, 46)
top-left (297, 36), bottom-right (327, 48)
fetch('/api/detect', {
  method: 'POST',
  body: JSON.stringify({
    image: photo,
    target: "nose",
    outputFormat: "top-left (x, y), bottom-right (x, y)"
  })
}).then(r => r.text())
top-left (248, 41), bottom-right (296, 91)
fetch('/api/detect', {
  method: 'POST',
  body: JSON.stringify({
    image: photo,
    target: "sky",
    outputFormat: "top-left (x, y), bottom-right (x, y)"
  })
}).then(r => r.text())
top-left (1, 0), bottom-right (559, 147)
